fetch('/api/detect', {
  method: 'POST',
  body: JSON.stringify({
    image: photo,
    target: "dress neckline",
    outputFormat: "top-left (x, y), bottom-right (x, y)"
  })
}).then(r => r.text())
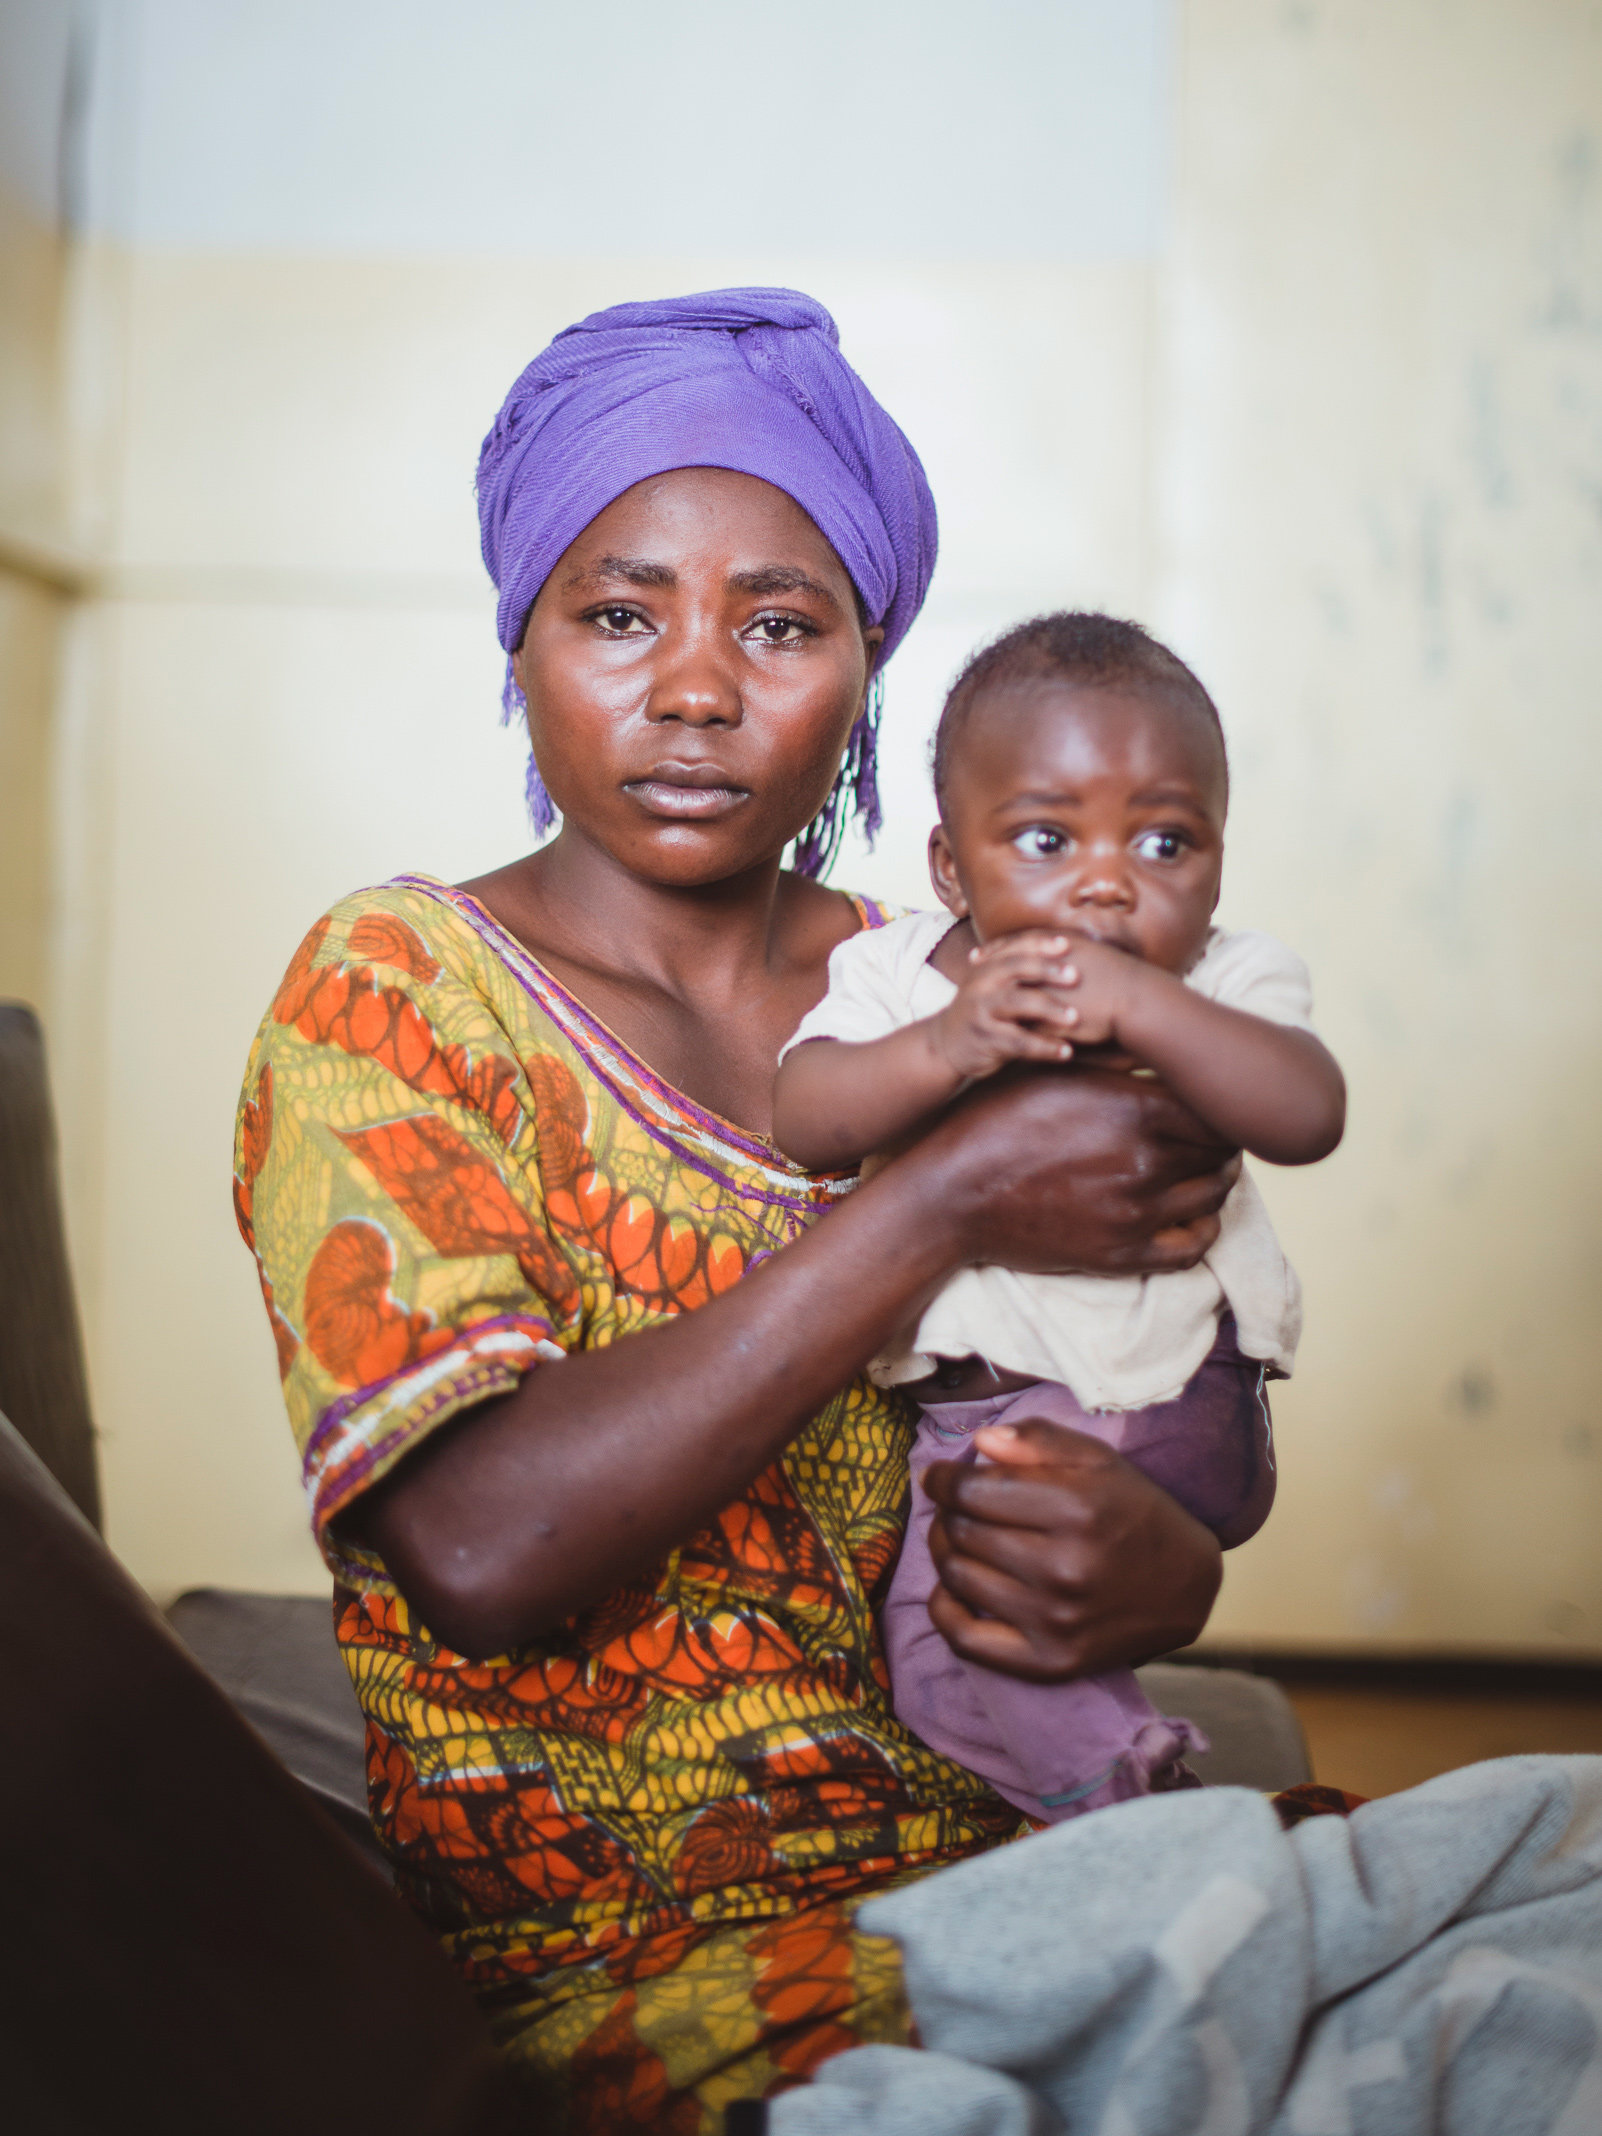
top-left (386, 872), bottom-right (876, 1195)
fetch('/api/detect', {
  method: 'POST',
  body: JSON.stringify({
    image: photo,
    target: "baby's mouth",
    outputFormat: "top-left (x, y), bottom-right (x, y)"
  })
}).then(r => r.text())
top-left (1062, 925), bottom-right (1136, 954)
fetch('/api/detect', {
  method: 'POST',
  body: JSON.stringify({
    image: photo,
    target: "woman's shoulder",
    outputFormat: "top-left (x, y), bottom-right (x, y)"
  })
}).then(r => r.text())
top-left (292, 871), bottom-right (482, 965)
top-left (252, 874), bottom-right (543, 1098)
top-left (282, 874), bottom-right (497, 985)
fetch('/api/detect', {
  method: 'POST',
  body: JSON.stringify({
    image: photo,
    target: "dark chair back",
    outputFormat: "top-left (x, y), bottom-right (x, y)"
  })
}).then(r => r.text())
top-left (0, 1003), bottom-right (100, 1526)
top-left (0, 1406), bottom-right (528, 2134)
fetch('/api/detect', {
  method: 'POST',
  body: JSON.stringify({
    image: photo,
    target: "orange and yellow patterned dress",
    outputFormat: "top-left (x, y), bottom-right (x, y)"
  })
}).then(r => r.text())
top-left (235, 874), bottom-right (1020, 2131)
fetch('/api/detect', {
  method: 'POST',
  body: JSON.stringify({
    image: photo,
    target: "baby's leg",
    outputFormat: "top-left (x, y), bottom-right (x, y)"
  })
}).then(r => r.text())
top-left (1087, 1313), bottom-right (1277, 1545)
top-left (903, 1315), bottom-right (1274, 1542)
top-left (881, 1389), bottom-right (1203, 1823)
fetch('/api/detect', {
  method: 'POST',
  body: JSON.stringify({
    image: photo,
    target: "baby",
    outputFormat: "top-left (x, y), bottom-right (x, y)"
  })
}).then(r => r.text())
top-left (772, 612), bottom-right (1345, 1822)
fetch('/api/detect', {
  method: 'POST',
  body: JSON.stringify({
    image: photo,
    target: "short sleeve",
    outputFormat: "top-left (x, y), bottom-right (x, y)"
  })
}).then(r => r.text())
top-left (233, 894), bottom-right (578, 1579)
top-left (778, 911), bottom-right (946, 1061)
top-left (1188, 928), bottom-right (1317, 1032)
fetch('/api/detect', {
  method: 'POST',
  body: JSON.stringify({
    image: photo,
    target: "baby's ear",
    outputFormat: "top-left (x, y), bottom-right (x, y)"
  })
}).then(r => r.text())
top-left (927, 824), bottom-right (969, 917)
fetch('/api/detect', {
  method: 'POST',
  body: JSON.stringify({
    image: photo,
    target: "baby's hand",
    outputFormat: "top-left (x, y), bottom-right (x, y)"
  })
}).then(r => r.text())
top-left (928, 931), bottom-right (1084, 1079)
top-left (1048, 933), bottom-right (1147, 1048)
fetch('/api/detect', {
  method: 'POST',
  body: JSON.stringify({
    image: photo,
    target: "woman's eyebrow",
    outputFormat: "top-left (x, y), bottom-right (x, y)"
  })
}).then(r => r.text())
top-left (565, 554), bottom-right (676, 591)
top-left (728, 565), bottom-right (841, 609)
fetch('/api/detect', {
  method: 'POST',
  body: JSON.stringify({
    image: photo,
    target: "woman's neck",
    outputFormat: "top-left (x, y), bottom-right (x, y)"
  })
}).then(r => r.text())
top-left (490, 829), bottom-right (792, 993)
top-left (459, 829), bottom-right (859, 1133)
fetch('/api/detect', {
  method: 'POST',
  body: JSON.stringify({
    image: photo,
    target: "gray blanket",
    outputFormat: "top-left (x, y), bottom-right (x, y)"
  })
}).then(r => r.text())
top-left (769, 1756), bottom-right (1602, 2136)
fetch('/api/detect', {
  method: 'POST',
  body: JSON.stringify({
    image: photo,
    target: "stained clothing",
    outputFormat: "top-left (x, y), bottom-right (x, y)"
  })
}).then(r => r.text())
top-left (882, 1318), bottom-right (1277, 1821)
top-left (782, 912), bottom-right (1314, 1404)
top-left (234, 876), bottom-right (1020, 2131)
top-left (781, 909), bottom-right (1307, 1823)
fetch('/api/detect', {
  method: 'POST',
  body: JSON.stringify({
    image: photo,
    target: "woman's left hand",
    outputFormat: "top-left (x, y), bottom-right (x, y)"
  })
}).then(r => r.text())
top-left (922, 1419), bottom-right (1223, 1681)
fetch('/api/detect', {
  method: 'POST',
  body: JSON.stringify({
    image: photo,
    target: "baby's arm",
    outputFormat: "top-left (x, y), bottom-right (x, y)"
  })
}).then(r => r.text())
top-left (772, 931), bottom-right (1082, 1172)
top-left (1057, 940), bottom-right (1345, 1165)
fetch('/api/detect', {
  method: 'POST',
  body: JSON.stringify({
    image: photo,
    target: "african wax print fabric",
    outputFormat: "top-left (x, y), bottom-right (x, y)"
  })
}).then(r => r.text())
top-left (235, 875), bottom-right (1020, 2127)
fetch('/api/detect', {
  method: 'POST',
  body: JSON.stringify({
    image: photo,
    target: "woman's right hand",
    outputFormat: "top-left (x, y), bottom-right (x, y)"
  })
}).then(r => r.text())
top-left (350, 1066), bottom-right (1234, 1658)
top-left (903, 1063), bottom-right (1241, 1278)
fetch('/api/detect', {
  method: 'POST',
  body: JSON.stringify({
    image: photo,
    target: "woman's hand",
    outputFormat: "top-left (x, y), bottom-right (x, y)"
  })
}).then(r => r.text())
top-left (351, 1066), bottom-right (1236, 1658)
top-left (907, 1061), bottom-right (1240, 1277)
top-left (922, 1419), bottom-right (1223, 1680)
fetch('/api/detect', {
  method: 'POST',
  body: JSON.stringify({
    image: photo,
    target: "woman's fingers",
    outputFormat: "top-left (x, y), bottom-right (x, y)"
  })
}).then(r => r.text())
top-left (924, 1420), bottom-right (1223, 1682)
top-left (924, 1066), bottom-right (1241, 1279)
top-left (1139, 1215), bottom-right (1223, 1271)
top-left (924, 1437), bottom-right (1117, 1537)
top-left (1150, 1149), bottom-right (1241, 1225)
top-left (925, 1582), bottom-right (1070, 1682)
top-left (932, 1530), bottom-right (1076, 1623)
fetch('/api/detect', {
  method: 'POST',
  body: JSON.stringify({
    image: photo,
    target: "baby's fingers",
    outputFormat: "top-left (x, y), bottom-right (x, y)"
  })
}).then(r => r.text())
top-left (985, 979), bottom-right (1083, 1034)
top-left (987, 1026), bottom-right (1074, 1063)
top-left (969, 931), bottom-right (1077, 977)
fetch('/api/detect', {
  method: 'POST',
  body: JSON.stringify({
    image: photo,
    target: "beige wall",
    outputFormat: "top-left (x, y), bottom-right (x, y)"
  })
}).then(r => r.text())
top-left (1160, 0), bottom-right (1602, 1652)
top-left (0, 172), bottom-right (70, 1011)
top-left (13, 2), bottom-right (1602, 1652)
top-left (0, 563), bottom-right (64, 1010)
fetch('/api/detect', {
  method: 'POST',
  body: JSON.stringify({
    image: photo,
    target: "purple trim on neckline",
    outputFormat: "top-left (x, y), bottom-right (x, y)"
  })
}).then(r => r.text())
top-left (385, 874), bottom-right (867, 1213)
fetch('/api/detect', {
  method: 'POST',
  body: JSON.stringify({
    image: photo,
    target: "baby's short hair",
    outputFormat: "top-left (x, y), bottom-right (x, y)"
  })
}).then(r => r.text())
top-left (932, 611), bottom-right (1227, 813)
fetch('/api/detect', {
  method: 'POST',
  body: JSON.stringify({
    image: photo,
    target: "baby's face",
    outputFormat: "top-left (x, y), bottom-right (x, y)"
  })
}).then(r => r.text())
top-left (929, 679), bottom-right (1227, 974)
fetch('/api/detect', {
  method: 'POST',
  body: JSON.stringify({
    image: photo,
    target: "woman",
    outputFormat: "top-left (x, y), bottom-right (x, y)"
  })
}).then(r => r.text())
top-left (236, 290), bottom-right (1237, 2131)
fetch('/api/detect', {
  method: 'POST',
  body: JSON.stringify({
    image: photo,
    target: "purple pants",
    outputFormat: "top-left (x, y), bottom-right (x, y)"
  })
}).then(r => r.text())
top-left (881, 1314), bottom-right (1276, 1823)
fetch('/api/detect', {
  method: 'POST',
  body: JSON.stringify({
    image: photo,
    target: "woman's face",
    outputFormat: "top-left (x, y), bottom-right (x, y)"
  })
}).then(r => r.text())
top-left (514, 468), bottom-right (882, 885)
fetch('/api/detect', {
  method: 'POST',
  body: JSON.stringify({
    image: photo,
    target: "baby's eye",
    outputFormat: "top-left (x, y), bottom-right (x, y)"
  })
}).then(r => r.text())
top-left (1011, 826), bottom-right (1069, 859)
top-left (1134, 828), bottom-right (1188, 864)
top-left (745, 613), bottom-right (814, 646)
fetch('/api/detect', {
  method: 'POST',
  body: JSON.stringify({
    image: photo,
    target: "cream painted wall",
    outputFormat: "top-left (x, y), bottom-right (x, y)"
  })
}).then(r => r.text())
top-left (12, 2), bottom-right (1602, 1651)
top-left (0, 144), bottom-right (71, 1010)
top-left (0, 564), bottom-right (63, 1010)
top-left (1158, 0), bottom-right (1602, 1653)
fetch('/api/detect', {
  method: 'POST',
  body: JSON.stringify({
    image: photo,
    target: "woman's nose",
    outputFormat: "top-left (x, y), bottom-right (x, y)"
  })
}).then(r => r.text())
top-left (645, 633), bottom-right (741, 727)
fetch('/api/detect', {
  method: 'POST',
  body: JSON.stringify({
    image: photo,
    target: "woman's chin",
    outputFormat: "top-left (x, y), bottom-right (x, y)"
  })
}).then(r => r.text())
top-left (611, 819), bottom-right (798, 889)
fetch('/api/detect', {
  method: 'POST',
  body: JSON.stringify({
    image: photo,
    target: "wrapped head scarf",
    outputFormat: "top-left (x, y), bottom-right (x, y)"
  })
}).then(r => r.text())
top-left (476, 288), bottom-right (938, 874)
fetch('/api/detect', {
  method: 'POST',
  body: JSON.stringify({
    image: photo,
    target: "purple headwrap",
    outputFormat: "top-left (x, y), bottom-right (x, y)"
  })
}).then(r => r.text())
top-left (476, 288), bottom-right (938, 874)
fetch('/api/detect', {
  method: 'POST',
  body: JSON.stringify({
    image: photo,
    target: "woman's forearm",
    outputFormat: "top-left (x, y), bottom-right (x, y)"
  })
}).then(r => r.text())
top-left (352, 1153), bottom-right (962, 1656)
top-left (353, 1069), bottom-right (1238, 1659)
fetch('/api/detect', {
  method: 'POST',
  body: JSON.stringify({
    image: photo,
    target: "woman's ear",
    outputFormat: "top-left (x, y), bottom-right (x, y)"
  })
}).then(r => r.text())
top-left (928, 825), bottom-right (970, 918)
top-left (858, 629), bottom-right (885, 712)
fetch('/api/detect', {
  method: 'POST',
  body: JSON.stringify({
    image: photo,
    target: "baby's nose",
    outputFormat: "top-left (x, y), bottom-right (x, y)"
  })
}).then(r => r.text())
top-left (1075, 868), bottom-right (1133, 905)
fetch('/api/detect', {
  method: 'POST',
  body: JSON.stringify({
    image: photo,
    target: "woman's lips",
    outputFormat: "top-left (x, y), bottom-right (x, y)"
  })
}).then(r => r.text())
top-left (624, 775), bottom-right (749, 820)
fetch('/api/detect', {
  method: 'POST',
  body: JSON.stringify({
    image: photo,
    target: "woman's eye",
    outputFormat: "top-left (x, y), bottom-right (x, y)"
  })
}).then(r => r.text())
top-left (593, 606), bottom-right (649, 635)
top-left (1134, 829), bottom-right (1187, 863)
top-left (1012, 826), bottom-right (1068, 859)
top-left (746, 614), bottom-right (812, 646)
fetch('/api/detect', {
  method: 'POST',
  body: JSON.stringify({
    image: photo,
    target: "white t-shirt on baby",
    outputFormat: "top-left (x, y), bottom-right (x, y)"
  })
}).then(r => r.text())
top-left (780, 911), bottom-right (1314, 1408)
